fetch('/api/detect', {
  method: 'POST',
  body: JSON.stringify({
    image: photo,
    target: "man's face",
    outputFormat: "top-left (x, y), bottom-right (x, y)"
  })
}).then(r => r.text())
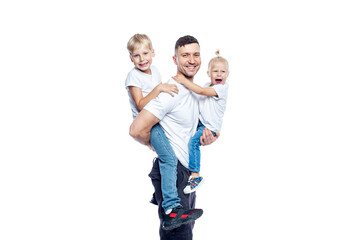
top-left (173, 43), bottom-right (201, 79)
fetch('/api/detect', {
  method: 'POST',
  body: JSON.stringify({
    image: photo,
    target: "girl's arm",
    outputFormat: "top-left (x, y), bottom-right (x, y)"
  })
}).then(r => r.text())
top-left (129, 83), bottom-right (178, 111)
top-left (173, 75), bottom-right (218, 97)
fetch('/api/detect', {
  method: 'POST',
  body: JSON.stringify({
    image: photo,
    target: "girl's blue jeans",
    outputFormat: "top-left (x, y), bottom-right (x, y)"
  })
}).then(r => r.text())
top-left (188, 121), bottom-right (216, 173)
top-left (150, 123), bottom-right (181, 212)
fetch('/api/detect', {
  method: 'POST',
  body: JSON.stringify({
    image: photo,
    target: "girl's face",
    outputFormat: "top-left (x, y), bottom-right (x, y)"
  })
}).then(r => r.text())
top-left (207, 60), bottom-right (229, 86)
top-left (130, 44), bottom-right (154, 74)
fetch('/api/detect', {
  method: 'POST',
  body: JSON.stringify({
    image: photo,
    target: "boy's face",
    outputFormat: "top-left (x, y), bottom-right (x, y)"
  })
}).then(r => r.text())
top-left (130, 44), bottom-right (154, 74)
top-left (208, 60), bottom-right (229, 86)
top-left (173, 43), bottom-right (201, 80)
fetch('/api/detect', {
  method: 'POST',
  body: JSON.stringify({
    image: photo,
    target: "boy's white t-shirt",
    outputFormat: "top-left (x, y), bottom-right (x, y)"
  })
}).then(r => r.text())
top-left (125, 66), bottom-right (161, 119)
top-left (198, 82), bottom-right (229, 132)
top-left (144, 77), bottom-right (199, 169)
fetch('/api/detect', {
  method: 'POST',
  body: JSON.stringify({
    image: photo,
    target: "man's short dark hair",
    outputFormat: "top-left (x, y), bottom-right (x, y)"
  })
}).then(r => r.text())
top-left (175, 35), bottom-right (199, 54)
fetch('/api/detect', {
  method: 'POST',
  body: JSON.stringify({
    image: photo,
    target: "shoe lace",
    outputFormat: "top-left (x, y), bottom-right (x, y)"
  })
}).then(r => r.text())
top-left (188, 177), bottom-right (202, 189)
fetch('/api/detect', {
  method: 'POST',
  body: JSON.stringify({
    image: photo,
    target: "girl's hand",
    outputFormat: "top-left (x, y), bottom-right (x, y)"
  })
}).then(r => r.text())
top-left (172, 74), bottom-right (187, 84)
top-left (159, 83), bottom-right (178, 97)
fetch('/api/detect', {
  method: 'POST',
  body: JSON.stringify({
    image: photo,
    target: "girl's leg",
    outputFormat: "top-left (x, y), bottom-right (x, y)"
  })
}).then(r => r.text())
top-left (150, 123), bottom-right (181, 212)
top-left (185, 122), bottom-right (217, 194)
top-left (184, 122), bottom-right (206, 194)
top-left (188, 122), bottom-right (206, 173)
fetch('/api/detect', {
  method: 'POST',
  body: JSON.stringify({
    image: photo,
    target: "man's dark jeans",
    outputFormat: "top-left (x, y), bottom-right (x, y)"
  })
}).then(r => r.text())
top-left (149, 158), bottom-right (197, 240)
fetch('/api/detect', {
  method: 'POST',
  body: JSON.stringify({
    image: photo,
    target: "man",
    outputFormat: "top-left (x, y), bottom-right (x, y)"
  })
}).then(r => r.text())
top-left (129, 35), bottom-right (218, 239)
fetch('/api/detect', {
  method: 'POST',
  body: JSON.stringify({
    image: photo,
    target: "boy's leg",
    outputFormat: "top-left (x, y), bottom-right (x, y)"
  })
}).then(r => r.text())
top-left (150, 124), bottom-right (181, 212)
top-left (149, 158), bottom-right (196, 240)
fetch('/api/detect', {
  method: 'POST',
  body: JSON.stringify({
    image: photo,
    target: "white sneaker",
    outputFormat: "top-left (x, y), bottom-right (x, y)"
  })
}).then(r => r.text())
top-left (183, 176), bottom-right (204, 194)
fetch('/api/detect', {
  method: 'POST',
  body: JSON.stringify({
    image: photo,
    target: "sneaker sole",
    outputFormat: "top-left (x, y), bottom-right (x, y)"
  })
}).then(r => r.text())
top-left (183, 178), bottom-right (205, 194)
top-left (162, 210), bottom-right (203, 230)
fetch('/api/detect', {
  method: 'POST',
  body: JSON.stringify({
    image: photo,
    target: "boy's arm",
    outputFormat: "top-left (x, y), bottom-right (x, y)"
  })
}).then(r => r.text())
top-left (173, 75), bottom-right (218, 97)
top-left (129, 109), bottom-right (159, 146)
top-left (129, 83), bottom-right (178, 111)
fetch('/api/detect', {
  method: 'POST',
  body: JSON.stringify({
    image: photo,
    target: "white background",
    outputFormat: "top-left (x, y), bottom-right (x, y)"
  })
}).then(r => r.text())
top-left (1, 0), bottom-right (359, 239)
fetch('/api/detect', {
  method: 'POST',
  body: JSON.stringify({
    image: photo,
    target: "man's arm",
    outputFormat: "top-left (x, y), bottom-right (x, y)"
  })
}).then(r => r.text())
top-left (129, 109), bottom-right (160, 146)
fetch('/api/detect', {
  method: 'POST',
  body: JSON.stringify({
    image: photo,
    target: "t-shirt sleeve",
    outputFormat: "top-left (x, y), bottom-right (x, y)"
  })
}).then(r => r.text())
top-left (125, 69), bottom-right (142, 89)
top-left (144, 91), bottom-right (176, 120)
top-left (212, 83), bottom-right (229, 99)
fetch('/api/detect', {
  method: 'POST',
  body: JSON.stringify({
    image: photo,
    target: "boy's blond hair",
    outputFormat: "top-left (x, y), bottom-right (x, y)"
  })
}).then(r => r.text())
top-left (127, 34), bottom-right (153, 54)
top-left (208, 49), bottom-right (229, 70)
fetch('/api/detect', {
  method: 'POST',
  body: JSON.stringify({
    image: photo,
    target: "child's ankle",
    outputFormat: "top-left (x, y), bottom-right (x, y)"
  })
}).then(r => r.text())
top-left (191, 172), bottom-right (200, 178)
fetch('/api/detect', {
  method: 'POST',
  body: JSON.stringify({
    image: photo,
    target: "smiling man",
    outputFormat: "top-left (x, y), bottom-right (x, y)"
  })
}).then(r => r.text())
top-left (129, 35), bottom-right (218, 239)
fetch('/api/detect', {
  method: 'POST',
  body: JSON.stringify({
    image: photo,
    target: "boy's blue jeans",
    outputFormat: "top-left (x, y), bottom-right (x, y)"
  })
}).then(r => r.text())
top-left (188, 121), bottom-right (216, 173)
top-left (150, 123), bottom-right (181, 212)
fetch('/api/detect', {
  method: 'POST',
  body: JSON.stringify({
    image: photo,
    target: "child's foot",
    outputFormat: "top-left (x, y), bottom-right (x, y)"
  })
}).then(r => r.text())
top-left (183, 175), bottom-right (204, 194)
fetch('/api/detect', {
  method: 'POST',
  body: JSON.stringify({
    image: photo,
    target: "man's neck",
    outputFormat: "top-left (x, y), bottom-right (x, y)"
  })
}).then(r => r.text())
top-left (176, 72), bottom-right (193, 82)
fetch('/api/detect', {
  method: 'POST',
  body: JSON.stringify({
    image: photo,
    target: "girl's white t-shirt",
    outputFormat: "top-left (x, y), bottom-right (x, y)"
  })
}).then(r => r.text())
top-left (198, 82), bottom-right (229, 132)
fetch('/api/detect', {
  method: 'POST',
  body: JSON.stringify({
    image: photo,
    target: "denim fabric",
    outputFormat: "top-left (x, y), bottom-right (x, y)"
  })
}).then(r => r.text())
top-left (149, 158), bottom-right (196, 240)
top-left (150, 124), bottom-right (181, 212)
top-left (188, 121), bottom-right (216, 173)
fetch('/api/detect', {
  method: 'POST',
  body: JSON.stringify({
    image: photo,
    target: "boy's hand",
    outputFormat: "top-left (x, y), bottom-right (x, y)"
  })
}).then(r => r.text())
top-left (159, 83), bottom-right (179, 97)
top-left (200, 128), bottom-right (220, 146)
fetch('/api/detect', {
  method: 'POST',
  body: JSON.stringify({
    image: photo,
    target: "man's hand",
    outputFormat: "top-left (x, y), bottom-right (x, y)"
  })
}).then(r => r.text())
top-left (148, 144), bottom-right (155, 152)
top-left (200, 128), bottom-right (220, 146)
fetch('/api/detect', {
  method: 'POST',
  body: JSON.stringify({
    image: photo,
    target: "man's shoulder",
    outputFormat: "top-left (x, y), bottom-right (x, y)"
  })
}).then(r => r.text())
top-left (166, 77), bottom-right (191, 92)
top-left (148, 78), bottom-right (183, 108)
top-left (164, 76), bottom-right (176, 84)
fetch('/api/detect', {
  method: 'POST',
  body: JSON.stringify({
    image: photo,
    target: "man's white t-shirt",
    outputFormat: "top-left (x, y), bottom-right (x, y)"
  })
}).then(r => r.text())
top-left (125, 66), bottom-right (161, 119)
top-left (198, 82), bottom-right (229, 132)
top-left (144, 77), bottom-right (199, 169)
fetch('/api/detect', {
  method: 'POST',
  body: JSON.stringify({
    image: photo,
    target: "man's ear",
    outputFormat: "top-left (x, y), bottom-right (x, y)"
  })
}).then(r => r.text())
top-left (172, 55), bottom-right (177, 65)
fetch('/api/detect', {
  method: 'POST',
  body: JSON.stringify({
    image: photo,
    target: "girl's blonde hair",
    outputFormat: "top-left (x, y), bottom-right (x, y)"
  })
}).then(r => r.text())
top-left (127, 34), bottom-right (153, 54)
top-left (208, 49), bottom-right (229, 70)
